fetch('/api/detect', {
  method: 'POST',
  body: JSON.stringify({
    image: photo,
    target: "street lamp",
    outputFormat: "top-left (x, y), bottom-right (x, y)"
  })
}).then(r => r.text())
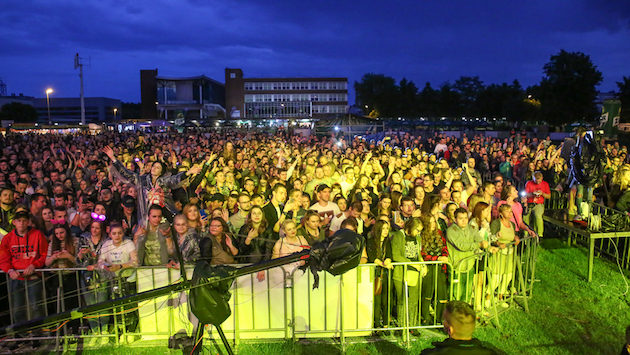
top-left (113, 107), bottom-right (118, 121)
top-left (45, 88), bottom-right (53, 125)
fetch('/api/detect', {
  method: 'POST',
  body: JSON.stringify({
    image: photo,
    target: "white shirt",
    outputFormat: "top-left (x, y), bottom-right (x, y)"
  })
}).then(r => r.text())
top-left (309, 201), bottom-right (341, 223)
top-left (99, 239), bottom-right (136, 266)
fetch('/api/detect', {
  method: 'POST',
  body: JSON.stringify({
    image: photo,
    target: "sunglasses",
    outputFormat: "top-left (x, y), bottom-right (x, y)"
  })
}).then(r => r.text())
top-left (91, 212), bottom-right (107, 222)
top-left (51, 219), bottom-right (66, 225)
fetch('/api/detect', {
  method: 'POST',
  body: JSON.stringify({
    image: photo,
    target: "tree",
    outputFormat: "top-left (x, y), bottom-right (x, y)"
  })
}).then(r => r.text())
top-left (121, 102), bottom-right (141, 119)
top-left (436, 83), bottom-right (462, 118)
top-left (418, 82), bottom-right (439, 117)
top-left (397, 78), bottom-right (419, 117)
top-left (617, 76), bottom-right (630, 123)
top-left (0, 102), bottom-right (38, 123)
top-left (453, 76), bottom-right (484, 116)
top-left (354, 74), bottom-right (398, 117)
top-left (537, 50), bottom-right (603, 125)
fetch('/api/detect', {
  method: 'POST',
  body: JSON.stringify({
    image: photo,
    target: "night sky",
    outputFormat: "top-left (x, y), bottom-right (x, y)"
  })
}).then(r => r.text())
top-left (1, 0), bottom-right (629, 103)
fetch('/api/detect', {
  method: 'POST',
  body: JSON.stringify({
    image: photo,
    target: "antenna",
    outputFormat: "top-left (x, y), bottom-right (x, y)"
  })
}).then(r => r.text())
top-left (74, 53), bottom-right (86, 125)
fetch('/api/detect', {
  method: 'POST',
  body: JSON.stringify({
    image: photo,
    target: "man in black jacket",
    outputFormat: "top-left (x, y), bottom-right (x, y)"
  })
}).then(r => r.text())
top-left (420, 301), bottom-right (503, 355)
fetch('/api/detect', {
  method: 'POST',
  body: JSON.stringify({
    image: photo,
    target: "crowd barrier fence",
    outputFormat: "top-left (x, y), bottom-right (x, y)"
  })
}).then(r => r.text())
top-left (0, 236), bottom-right (538, 351)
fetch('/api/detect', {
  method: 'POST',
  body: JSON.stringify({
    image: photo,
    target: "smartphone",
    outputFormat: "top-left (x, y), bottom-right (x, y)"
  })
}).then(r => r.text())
top-left (200, 209), bottom-right (207, 219)
top-left (134, 158), bottom-right (140, 162)
top-left (520, 191), bottom-right (527, 198)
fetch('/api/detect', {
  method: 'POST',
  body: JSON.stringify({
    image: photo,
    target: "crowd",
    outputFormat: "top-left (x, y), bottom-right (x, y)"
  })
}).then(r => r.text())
top-left (0, 128), bottom-right (628, 345)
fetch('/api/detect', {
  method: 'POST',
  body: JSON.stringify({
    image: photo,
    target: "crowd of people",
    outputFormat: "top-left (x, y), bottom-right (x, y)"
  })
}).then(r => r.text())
top-left (0, 128), bottom-right (628, 345)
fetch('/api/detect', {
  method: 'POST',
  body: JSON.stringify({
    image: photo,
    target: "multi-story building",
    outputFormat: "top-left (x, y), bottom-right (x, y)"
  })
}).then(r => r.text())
top-left (225, 68), bottom-right (348, 119)
top-left (140, 69), bottom-right (225, 121)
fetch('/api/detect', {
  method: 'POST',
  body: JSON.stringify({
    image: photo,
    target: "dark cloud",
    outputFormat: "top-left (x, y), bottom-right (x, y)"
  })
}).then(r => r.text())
top-left (0, 0), bottom-right (628, 102)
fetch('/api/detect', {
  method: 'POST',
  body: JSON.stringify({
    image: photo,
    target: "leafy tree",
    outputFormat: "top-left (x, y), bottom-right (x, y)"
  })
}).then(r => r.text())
top-left (436, 83), bottom-right (462, 118)
top-left (418, 82), bottom-right (439, 117)
top-left (453, 76), bottom-right (484, 116)
top-left (537, 50), bottom-right (603, 125)
top-left (0, 102), bottom-right (38, 123)
top-left (617, 76), bottom-right (630, 123)
top-left (397, 78), bottom-right (419, 117)
top-left (354, 74), bottom-right (398, 117)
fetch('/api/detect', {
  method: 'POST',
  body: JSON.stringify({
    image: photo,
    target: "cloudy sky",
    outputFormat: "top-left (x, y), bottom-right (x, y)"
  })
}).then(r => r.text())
top-left (1, 0), bottom-right (629, 103)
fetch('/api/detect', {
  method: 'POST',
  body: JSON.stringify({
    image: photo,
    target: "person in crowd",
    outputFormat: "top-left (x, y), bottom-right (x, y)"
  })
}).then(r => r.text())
top-left (366, 220), bottom-right (393, 329)
top-left (262, 183), bottom-right (288, 238)
top-left (134, 204), bottom-right (172, 267)
top-left (228, 193), bottom-right (252, 235)
top-left (120, 195), bottom-right (138, 238)
top-left (497, 185), bottom-right (536, 238)
top-left (272, 219), bottom-right (309, 283)
top-left (309, 184), bottom-right (341, 229)
top-left (420, 300), bottom-right (503, 354)
top-left (238, 205), bottom-right (274, 264)
top-left (468, 202), bottom-right (496, 311)
top-left (0, 211), bottom-right (48, 324)
top-left (96, 222), bottom-right (138, 338)
top-left (391, 218), bottom-right (425, 333)
top-left (169, 214), bottom-right (200, 268)
top-left (447, 208), bottom-right (489, 303)
top-left (488, 204), bottom-right (520, 306)
top-left (0, 186), bottom-right (16, 233)
top-left (330, 200), bottom-right (363, 235)
top-left (419, 215), bottom-right (449, 325)
top-left (102, 146), bottom-right (202, 227)
top-left (201, 217), bottom-right (238, 265)
top-left (297, 210), bottom-right (326, 246)
top-left (524, 171), bottom-right (550, 238)
top-left (78, 220), bottom-right (109, 339)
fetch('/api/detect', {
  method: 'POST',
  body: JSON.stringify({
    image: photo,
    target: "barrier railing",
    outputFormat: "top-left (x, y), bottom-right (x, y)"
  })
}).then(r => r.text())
top-left (543, 190), bottom-right (630, 280)
top-left (1, 236), bottom-right (539, 351)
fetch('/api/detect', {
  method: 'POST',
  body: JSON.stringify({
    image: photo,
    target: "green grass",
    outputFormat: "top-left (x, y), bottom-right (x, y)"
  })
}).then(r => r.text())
top-left (69, 238), bottom-right (630, 354)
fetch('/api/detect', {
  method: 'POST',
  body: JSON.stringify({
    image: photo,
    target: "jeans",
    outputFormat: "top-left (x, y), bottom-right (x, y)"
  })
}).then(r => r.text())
top-left (525, 203), bottom-right (545, 237)
top-left (9, 278), bottom-right (44, 322)
top-left (421, 265), bottom-right (448, 325)
top-left (373, 268), bottom-right (392, 327)
top-left (452, 268), bottom-right (474, 303)
top-left (81, 272), bottom-right (110, 332)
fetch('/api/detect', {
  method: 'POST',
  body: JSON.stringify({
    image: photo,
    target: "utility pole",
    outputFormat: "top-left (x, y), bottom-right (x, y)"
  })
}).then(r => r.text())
top-left (74, 53), bottom-right (86, 125)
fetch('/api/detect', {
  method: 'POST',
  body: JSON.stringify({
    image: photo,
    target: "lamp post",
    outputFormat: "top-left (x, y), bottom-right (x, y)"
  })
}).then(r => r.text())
top-left (113, 107), bottom-right (118, 121)
top-left (45, 88), bottom-right (53, 125)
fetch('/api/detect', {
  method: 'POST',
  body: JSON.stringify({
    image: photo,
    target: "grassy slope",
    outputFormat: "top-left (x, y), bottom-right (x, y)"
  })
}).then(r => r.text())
top-left (79, 238), bottom-right (630, 355)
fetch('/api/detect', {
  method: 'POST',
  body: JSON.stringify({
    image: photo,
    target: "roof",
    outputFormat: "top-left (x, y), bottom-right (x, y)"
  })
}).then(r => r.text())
top-left (156, 75), bottom-right (224, 87)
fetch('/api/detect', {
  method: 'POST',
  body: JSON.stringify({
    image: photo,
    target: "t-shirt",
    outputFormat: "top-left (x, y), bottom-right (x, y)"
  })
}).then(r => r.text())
top-left (525, 180), bottom-right (550, 205)
top-left (99, 239), bottom-right (136, 266)
top-left (309, 202), bottom-right (341, 224)
top-left (143, 231), bottom-right (162, 266)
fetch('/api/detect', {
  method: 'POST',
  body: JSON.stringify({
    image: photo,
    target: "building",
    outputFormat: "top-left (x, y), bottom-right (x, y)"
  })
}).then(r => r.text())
top-left (225, 68), bottom-right (348, 120)
top-left (140, 69), bottom-right (225, 121)
top-left (32, 97), bottom-right (121, 125)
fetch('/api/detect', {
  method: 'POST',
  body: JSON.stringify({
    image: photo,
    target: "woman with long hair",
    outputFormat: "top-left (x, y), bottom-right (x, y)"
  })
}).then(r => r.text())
top-left (497, 185), bottom-right (536, 237)
top-left (238, 206), bottom-right (273, 264)
top-left (272, 220), bottom-right (309, 285)
top-left (419, 216), bottom-right (449, 325)
top-left (366, 220), bottom-right (394, 328)
top-left (391, 218), bottom-right (425, 332)
top-left (488, 204), bottom-right (520, 306)
top-left (182, 203), bottom-right (206, 232)
top-left (468, 202), bottom-right (495, 311)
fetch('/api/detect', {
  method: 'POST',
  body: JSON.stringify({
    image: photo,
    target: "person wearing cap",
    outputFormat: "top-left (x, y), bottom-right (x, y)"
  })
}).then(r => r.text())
top-left (121, 195), bottom-right (138, 239)
top-left (0, 210), bottom-right (49, 322)
top-left (309, 184), bottom-right (341, 228)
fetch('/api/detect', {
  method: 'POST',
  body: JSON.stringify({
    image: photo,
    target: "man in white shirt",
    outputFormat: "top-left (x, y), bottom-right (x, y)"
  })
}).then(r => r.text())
top-left (309, 184), bottom-right (340, 227)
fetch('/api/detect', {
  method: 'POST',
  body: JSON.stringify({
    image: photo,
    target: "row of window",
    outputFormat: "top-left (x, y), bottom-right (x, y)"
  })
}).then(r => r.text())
top-left (244, 93), bottom-right (347, 103)
top-left (312, 105), bottom-right (347, 114)
top-left (244, 81), bottom-right (347, 91)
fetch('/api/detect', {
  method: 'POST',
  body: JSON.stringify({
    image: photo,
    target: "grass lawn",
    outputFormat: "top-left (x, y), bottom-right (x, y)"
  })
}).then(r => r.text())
top-left (78, 237), bottom-right (630, 355)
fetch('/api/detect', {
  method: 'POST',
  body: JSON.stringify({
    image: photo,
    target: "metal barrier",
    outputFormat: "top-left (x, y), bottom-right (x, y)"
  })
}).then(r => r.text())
top-left (543, 191), bottom-right (630, 281)
top-left (1, 237), bottom-right (539, 351)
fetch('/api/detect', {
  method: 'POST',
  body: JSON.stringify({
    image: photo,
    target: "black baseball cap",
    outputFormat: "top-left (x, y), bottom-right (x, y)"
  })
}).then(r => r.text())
top-left (14, 210), bottom-right (30, 220)
top-left (122, 195), bottom-right (136, 208)
top-left (209, 193), bottom-right (225, 202)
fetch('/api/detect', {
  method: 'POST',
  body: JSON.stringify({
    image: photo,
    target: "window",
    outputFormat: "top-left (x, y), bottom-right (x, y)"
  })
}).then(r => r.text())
top-left (230, 73), bottom-right (236, 79)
